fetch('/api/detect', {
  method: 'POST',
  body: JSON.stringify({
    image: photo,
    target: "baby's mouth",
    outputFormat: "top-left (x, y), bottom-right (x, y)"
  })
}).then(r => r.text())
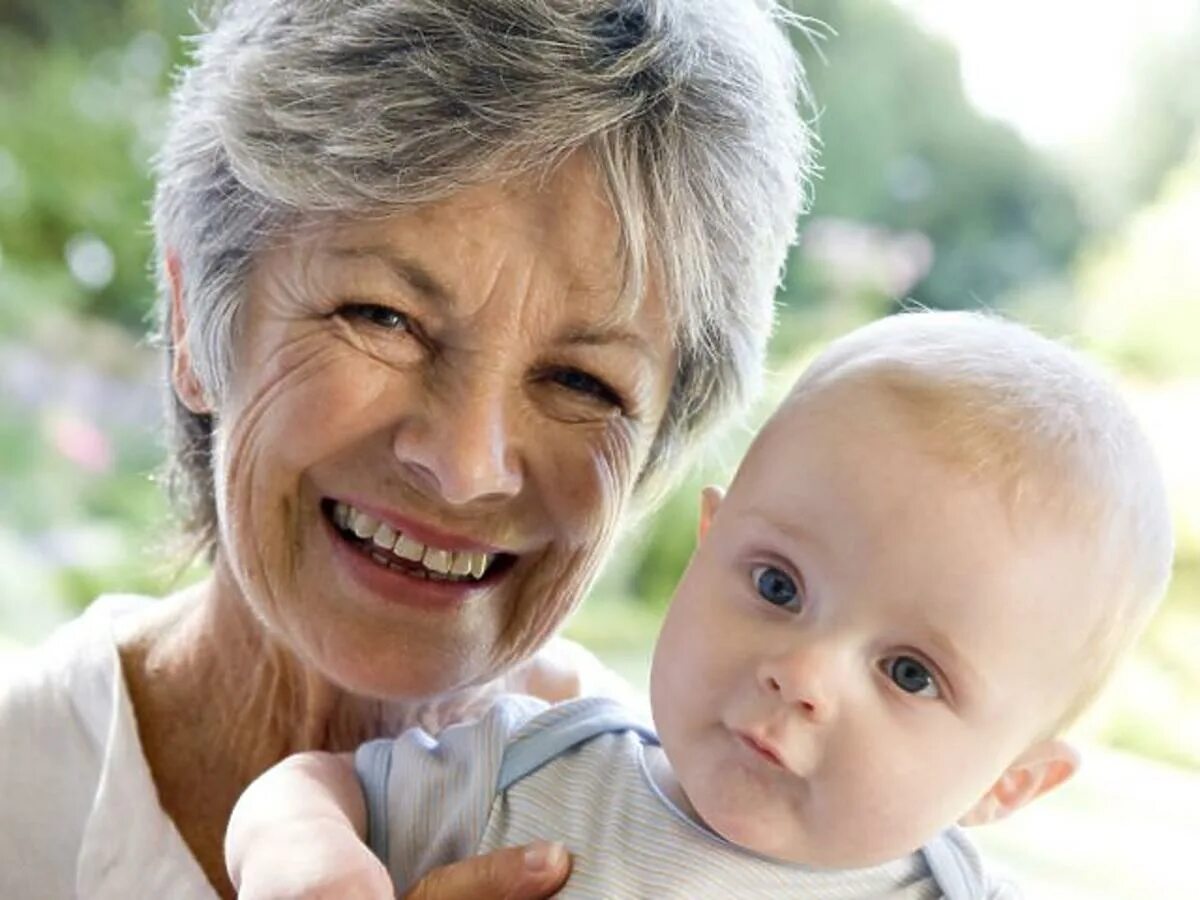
top-left (737, 731), bottom-right (787, 769)
top-left (322, 499), bottom-right (516, 583)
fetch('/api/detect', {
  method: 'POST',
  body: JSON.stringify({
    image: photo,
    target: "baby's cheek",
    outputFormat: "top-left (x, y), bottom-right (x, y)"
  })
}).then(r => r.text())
top-left (847, 739), bottom-right (982, 855)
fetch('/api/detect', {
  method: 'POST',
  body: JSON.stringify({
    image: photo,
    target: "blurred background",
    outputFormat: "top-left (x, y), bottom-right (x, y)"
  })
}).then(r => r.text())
top-left (1, 1), bottom-right (1197, 896)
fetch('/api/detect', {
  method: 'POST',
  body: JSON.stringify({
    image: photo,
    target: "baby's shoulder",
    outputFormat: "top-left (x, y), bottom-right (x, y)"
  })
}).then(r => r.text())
top-left (503, 694), bottom-right (653, 756)
top-left (923, 827), bottom-right (1024, 900)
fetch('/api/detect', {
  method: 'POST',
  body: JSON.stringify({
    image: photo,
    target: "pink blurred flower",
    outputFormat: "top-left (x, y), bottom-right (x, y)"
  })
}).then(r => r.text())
top-left (44, 410), bottom-right (114, 474)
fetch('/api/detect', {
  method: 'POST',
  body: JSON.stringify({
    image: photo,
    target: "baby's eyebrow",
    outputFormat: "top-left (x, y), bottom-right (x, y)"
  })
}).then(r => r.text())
top-left (744, 510), bottom-right (828, 559)
top-left (920, 625), bottom-right (982, 697)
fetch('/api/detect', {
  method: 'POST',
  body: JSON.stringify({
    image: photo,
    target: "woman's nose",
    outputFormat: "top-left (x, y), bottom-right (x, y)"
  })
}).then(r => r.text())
top-left (391, 384), bottom-right (524, 506)
top-left (758, 643), bottom-right (845, 724)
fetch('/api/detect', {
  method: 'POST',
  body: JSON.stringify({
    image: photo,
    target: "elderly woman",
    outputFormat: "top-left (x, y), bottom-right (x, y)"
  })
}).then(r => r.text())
top-left (0, 1), bottom-right (812, 897)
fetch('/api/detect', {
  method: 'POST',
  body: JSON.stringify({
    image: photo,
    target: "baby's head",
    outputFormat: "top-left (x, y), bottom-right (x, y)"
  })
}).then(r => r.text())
top-left (649, 311), bottom-right (1173, 868)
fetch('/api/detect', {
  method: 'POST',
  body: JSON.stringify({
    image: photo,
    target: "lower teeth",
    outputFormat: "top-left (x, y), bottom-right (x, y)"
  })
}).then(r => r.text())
top-left (364, 545), bottom-right (474, 582)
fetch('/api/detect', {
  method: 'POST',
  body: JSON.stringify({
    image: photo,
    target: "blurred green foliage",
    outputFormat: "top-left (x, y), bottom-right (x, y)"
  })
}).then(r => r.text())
top-left (1079, 145), bottom-right (1200, 379)
top-left (0, 1), bottom-right (191, 331)
top-left (1, 0), bottom-right (190, 47)
top-left (784, 0), bottom-right (1084, 315)
top-left (1079, 16), bottom-right (1200, 230)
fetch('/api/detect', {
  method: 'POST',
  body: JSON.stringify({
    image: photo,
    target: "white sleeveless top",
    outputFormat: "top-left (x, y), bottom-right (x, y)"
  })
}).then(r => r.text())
top-left (0, 595), bottom-right (216, 899)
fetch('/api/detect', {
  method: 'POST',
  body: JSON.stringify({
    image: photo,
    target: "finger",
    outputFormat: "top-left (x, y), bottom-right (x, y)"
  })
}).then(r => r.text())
top-left (403, 841), bottom-right (570, 900)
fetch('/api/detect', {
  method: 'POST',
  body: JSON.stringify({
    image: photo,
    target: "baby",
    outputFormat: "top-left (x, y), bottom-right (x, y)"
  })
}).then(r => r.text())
top-left (226, 311), bottom-right (1173, 898)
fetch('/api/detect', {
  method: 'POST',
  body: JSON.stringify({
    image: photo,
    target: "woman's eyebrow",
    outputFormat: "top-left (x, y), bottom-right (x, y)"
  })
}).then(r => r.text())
top-left (559, 325), bottom-right (661, 362)
top-left (327, 245), bottom-right (661, 361)
top-left (327, 245), bottom-right (449, 307)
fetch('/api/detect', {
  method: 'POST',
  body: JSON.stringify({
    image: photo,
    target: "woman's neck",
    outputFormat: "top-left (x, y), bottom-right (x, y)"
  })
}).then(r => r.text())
top-left (116, 562), bottom-right (385, 897)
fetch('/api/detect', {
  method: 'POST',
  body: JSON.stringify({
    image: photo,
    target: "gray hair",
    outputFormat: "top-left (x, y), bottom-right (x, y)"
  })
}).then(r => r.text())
top-left (153, 0), bottom-right (816, 551)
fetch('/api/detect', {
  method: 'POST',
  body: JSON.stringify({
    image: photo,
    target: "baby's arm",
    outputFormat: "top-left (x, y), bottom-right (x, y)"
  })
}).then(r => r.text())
top-left (226, 752), bottom-right (394, 900)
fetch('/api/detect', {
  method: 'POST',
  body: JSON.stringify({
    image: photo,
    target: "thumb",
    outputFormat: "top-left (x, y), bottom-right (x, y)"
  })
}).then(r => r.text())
top-left (403, 841), bottom-right (570, 900)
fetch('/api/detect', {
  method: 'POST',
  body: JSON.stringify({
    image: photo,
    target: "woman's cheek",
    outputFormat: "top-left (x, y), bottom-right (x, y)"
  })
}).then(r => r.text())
top-left (497, 418), bottom-right (645, 668)
top-left (214, 335), bottom-right (368, 612)
top-left (553, 416), bottom-right (642, 549)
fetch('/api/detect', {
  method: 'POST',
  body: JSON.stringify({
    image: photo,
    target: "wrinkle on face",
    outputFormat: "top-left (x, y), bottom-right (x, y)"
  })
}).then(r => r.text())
top-left (495, 410), bottom-right (642, 673)
top-left (206, 152), bottom-right (675, 708)
top-left (217, 311), bottom-right (354, 612)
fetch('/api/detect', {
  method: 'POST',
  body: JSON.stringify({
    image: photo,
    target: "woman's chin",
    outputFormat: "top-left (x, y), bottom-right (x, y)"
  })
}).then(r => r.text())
top-left (269, 572), bottom-right (507, 703)
top-left (298, 624), bottom-right (496, 702)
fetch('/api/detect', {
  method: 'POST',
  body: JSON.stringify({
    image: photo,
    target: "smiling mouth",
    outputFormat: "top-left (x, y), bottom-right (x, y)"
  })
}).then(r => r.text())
top-left (322, 499), bottom-right (517, 584)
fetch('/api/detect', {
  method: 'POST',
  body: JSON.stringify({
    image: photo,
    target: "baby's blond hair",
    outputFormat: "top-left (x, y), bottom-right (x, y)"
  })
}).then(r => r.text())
top-left (786, 311), bottom-right (1174, 732)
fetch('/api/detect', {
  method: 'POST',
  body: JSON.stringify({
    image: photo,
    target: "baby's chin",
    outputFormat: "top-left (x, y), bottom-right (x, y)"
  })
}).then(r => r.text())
top-left (694, 794), bottom-right (930, 870)
top-left (685, 790), bottom-right (809, 864)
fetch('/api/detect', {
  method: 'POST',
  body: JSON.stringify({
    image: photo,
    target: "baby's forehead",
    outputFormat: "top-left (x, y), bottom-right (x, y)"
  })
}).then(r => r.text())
top-left (732, 383), bottom-right (1114, 615)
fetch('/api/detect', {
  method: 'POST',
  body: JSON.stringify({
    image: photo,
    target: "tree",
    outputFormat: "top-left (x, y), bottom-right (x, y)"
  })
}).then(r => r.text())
top-left (782, 0), bottom-right (1084, 314)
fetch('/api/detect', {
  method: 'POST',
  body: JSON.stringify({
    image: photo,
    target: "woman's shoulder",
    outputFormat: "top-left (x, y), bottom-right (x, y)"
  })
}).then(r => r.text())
top-left (0, 594), bottom-right (156, 896)
top-left (0, 593), bottom-right (163, 775)
top-left (0, 594), bottom-right (216, 899)
top-left (1, 594), bottom-right (153, 715)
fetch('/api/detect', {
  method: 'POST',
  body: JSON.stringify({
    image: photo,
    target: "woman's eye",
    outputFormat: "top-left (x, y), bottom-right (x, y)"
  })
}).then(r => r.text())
top-left (551, 367), bottom-right (623, 408)
top-left (340, 302), bottom-right (411, 331)
top-left (750, 565), bottom-right (802, 610)
top-left (885, 656), bottom-right (940, 699)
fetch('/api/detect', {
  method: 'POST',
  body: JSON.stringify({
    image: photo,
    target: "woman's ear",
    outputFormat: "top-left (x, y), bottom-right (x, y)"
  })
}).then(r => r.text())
top-left (959, 738), bottom-right (1079, 826)
top-left (166, 251), bottom-right (212, 415)
top-left (697, 485), bottom-right (725, 541)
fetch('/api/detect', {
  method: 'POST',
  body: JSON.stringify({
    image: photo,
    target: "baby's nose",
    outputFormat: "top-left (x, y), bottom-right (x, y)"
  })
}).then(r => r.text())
top-left (757, 645), bottom-right (845, 723)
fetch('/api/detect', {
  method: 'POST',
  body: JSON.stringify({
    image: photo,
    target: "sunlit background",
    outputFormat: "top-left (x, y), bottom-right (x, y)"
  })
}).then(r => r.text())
top-left (1, 2), bottom-right (1197, 897)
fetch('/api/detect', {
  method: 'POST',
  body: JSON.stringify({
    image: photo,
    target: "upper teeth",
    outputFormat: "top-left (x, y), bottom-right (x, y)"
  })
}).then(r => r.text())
top-left (333, 502), bottom-right (494, 580)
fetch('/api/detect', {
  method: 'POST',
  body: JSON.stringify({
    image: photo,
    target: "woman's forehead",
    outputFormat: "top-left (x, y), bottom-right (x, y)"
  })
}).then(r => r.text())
top-left (282, 169), bottom-right (667, 335)
top-left (337, 156), bottom-right (616, 261)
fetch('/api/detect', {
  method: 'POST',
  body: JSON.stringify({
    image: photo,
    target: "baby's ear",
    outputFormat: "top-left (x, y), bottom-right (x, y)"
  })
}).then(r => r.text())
top-left (959, 739), bottom-right (1079, 827)
top-left (697, 485), bottom-right (725, 540)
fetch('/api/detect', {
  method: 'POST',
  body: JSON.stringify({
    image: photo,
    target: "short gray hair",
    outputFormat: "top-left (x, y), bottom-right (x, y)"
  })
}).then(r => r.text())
top-left (153, 0), bottom-right (816, 551)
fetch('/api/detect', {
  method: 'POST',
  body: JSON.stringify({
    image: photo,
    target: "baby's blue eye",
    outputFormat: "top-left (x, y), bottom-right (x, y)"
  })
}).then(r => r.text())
top-left (886, 656), bottom-right (939, 698)
top-left (751, 565), bottom-right (801, 609)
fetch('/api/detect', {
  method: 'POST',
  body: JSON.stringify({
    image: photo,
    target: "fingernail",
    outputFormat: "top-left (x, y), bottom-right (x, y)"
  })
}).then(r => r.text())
top-left (524, 841), bottom-right (565, 873)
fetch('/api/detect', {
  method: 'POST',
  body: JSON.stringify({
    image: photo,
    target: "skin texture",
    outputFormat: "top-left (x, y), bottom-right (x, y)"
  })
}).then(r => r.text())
top-left (226, 752), bottom-right (392, 898)
top-left (649, 383), bottom-right (1084, 870)
top-left (119, 154), bottom-right (674, 897)
top-left (225, 750), bottom-right (572, 900)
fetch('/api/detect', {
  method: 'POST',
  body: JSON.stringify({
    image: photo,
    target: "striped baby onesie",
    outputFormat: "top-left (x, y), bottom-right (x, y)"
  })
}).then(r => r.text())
top-left (355, 695), bottom-right (1016, 898)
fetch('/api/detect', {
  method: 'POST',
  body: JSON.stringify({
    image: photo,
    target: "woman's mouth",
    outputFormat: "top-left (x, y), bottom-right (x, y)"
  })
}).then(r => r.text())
top-left (322, 499), bottom-right (516, 584)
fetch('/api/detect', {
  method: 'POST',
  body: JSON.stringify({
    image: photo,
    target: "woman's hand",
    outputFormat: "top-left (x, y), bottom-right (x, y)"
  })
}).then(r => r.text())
top-left (402, 841), bottom-right (570, 900)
